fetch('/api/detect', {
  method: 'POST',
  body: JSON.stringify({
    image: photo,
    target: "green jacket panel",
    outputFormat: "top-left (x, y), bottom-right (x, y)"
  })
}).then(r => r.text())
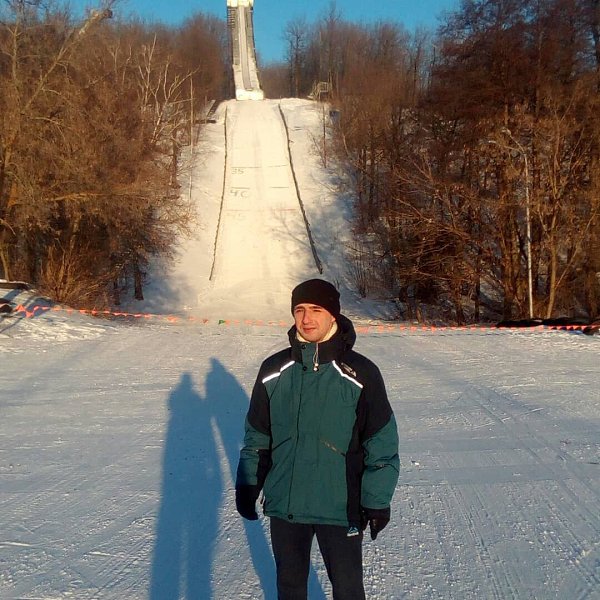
top-left (263, 351), bottom-right (364, 525)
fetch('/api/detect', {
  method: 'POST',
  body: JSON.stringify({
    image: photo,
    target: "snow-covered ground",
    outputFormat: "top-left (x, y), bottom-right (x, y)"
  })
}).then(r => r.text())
top-left (1, 99), bottom-right (599, 599)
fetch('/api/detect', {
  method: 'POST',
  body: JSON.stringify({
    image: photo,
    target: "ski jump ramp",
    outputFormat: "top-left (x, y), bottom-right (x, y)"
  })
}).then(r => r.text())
top-left (227, 0), bottom-right (264, 100)
top-left (203, 101), bottom-right (320, 320)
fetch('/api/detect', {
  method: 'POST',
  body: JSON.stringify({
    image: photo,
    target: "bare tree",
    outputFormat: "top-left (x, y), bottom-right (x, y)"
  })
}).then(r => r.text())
top-left (283, 16), bottom-right (308, 96)
top-left (0, 2), bottom-right (115, 281)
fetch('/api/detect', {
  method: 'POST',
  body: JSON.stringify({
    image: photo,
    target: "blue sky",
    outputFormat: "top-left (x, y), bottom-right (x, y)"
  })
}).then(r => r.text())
top-left (72, 1), bottom-right (460, 63)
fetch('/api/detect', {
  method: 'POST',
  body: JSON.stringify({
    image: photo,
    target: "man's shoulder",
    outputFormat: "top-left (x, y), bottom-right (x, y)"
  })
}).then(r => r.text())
top-left (338, 350), bottom-right (385, 389)
top-left (259, 347), bottom-right (294, 375)
top-left (340, 349), bottom-right (381, 375)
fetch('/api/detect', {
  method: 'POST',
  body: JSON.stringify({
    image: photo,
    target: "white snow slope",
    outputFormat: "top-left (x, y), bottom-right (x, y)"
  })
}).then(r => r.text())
top-left (1, 99), bottom-right (599, 600)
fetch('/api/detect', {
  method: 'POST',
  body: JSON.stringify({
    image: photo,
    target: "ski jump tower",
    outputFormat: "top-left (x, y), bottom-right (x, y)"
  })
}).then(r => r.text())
top-left (227, 0), bottom-right (264, 100)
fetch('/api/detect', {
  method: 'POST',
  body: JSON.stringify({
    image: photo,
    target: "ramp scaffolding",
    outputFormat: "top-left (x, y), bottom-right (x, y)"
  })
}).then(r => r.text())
top-left (227, 0), bottom-right (264, 100)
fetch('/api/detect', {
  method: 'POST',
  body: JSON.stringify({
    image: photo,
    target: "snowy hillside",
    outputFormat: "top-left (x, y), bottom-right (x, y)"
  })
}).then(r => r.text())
top-left (136, 99), bottom-right (378, 323)
top-left (1, 99), bottom-right (599, 600)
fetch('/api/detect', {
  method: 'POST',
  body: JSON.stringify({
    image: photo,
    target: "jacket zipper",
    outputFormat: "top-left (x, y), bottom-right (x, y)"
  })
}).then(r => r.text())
top-left (287, 364), bottom-right (304, 516)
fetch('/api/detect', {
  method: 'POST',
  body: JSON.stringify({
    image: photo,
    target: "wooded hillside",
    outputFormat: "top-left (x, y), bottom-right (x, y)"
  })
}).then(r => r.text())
top-left (0, 1), bottom-right (228, 306)
top-left (264, 0), bottom-right (600, 322)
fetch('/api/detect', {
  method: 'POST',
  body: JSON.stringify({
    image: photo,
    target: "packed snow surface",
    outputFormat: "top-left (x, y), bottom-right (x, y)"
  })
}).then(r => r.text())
top-left (1, 99), bottom-right (599, 599)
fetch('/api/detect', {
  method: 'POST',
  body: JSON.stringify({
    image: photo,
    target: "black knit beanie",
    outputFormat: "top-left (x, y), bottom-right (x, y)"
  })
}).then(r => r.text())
top-left (291, 279), bottom-right (341, 318)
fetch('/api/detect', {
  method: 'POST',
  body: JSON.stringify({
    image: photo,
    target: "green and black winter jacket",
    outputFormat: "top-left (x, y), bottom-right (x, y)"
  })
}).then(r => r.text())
top-left (236, 314), bottom-right (399, 529)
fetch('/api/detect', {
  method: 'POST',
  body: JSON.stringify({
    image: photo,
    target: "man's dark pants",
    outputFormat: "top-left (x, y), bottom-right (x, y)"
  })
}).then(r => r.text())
top-left (270, 517), bottom-right (366, 600)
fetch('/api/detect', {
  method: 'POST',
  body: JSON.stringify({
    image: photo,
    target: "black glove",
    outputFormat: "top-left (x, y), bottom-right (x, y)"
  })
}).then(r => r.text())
top-left (361, 506), bottom-right (390, 540)
top-left (235, 485), bottom-right (260, 520)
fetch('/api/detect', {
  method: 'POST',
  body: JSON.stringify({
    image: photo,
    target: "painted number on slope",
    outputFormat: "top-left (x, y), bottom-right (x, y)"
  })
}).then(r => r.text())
top-left (230, 187), bottom-right (251, 198)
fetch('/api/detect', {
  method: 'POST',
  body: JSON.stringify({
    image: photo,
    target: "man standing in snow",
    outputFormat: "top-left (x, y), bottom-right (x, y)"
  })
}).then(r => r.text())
top-left (235, 278), bottom-right (399, 599)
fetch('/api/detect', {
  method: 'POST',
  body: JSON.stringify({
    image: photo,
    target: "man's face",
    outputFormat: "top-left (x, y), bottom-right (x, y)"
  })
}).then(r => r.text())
top-left (293, 303), bottom-right (336, 343)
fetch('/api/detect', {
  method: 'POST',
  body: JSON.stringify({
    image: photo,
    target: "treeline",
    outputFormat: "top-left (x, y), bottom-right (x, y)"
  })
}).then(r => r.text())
top-left (266, 0), bottom-right (600, 322)
top-left (0, 1), bottom-right (228, 306)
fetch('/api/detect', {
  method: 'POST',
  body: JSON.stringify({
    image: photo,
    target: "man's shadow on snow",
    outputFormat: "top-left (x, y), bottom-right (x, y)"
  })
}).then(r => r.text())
top-left (150, 372), bottom-right (220, 599)
top-left (150, 362), bottom-right (326, 600)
